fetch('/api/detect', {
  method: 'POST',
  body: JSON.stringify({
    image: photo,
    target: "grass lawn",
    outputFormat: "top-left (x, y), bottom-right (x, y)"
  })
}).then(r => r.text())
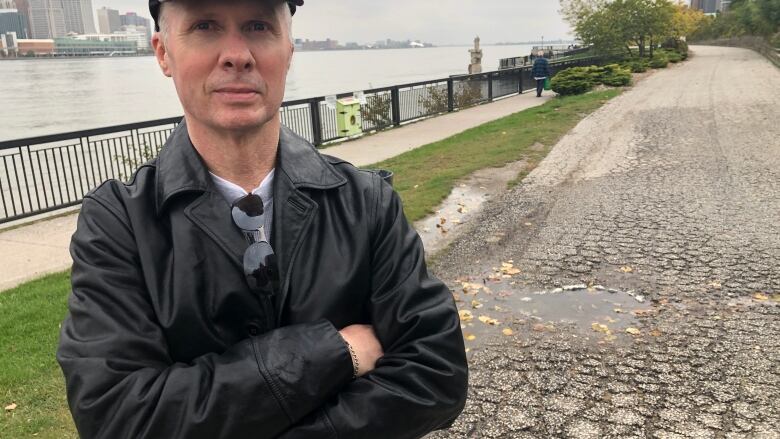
top-left (0, 88), bottom-right (621, 437)
top-left (0, 271), bottom-right (76, 438)
top-left (370, 88), bottom-right (622, 222)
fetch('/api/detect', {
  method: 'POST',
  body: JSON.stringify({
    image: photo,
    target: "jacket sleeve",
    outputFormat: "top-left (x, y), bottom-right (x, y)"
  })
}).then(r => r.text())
top-left (57, 194), bottom-right (354, 439)
top-left (278, 176), bottom-right (469, 439)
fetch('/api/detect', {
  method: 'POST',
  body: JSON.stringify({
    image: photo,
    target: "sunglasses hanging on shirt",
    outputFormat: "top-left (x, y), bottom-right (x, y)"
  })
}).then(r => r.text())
top-left (231, 194), bottom-right (278, 294)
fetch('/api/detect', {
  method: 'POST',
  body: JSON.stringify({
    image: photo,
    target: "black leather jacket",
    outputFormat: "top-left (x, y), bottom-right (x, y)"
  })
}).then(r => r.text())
top-left (57, 122), bottom-right (468, 439)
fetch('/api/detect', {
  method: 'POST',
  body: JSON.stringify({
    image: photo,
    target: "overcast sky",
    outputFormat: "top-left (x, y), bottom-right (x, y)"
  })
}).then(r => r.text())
top-left (93, 0), bottom-right (573, 45)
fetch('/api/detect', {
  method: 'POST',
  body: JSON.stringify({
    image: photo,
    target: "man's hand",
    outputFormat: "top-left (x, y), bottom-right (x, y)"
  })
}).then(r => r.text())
top-left (339, 325), bottom-right (384, 377)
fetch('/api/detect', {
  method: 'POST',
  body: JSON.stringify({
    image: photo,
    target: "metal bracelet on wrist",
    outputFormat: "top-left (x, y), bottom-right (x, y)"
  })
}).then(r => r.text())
top-left (345, 340), bottom-right (359, 379)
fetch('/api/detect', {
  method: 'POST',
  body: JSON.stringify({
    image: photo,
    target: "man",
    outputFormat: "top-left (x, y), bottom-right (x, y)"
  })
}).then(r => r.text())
top-left (532, 50), bottom-right (551, 98)
top-left (56, 1), bottom-right (468, 438)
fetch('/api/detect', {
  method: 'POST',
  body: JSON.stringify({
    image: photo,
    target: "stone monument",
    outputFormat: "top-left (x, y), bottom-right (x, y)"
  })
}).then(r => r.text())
top-left (468, 36), bottom-right (483, 74)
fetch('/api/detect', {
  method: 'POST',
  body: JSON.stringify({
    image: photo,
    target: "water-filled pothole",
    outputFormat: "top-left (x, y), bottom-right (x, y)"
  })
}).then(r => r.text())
top-left (456, 279), bottom-right (655, 345)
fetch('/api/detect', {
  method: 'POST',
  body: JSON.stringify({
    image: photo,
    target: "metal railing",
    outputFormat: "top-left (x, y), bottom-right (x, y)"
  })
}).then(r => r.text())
top-left (0, 55), bottom-right (616, 224)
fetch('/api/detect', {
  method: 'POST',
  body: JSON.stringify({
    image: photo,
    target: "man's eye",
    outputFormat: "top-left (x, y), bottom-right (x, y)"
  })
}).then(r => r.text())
top-left (194, 22), bottom-right (213, 31)
top-left (250, 22), bottom-right (268, 31)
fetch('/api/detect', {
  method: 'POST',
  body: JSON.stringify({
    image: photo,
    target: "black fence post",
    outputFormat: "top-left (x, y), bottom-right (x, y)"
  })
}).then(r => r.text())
top-left (518, 68), bottom-right (524, 94)
top-left (487, 73), bottom-right (494, 102)
top-left (391, 87), bottom-right (401, 126)
top-left (309, 99), bottom-right (323, 147)
top-left (447, 78), bottom-right (454, 112)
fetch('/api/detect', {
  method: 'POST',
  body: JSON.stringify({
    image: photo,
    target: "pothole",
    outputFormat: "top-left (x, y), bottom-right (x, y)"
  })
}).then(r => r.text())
top-left (456, 279), bottom-right (656, 347)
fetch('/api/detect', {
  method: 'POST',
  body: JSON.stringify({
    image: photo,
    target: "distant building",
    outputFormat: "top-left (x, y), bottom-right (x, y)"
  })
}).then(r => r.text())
top-left (300, 38), bottom-right (339, 50)
top-left (0, 0), bottom-right (16, 8)
top-left (17, 37), bottom-right (54, 55)
top-left (28, 0), bottom-right (65, 38)
top-left (691, 0), bottom-right (725, 14)
top-left (96, 6), bottom-right (120, 34)
top-left (10, 0), bottom-right (31, 34)
top-left (0, 8), bottom-right (29, 38)
top-left (55, 33), bottom-right (136, 55)
top-left (61, 0), bottom-right (95, 34)
top-left (1, 31), bottom-right (19, 56)
top-left (120, 12), bottom-right (151, 42)
top-left (114, 24), bottom-right (149, 51)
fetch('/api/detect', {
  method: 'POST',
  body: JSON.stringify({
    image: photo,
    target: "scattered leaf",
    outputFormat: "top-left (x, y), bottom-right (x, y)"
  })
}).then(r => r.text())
top-left (649, 329), bottom-right (662, 337)
top-left (502, 328), bottom-right (514, 336)
top-left (591, 323), bottom-right (611, 334)
top-left (478, 315), bottom-right (501, 326)
top-left (413, 185), bottom-right (420, 189)
top-left (464, 333), bottom-right (477, 341)
top-left (458, 310), bottom-right (474, 322)
top-left (499, 262), bottom-right (521, 276)
top-left (439, 217), bottom-right (447, 225)
top-left (708, 281), bottom-right (722, 289)
top-left (471, 300), bottom-right (483, 309)
top-left (532, 324), bottom-right (547, 332)
top-left (619, 266), bottom-right (634, 273)
top-left (626, 328), bottom-right (641, 336)
top-left (4, 403), bottom-right (17, 412)
top-left (754, 293), bottom-right (769, 301)
top-left (613, 308), bottom-right (624, 314)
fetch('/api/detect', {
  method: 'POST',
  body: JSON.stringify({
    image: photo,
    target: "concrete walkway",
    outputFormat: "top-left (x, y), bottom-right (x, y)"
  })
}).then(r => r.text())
top-left (0, 91), bottom-right (552, 292)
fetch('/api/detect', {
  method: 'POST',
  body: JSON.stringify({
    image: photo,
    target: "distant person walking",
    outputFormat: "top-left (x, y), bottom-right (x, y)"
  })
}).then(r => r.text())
top-left (532, 50), bottom-right (552, 98)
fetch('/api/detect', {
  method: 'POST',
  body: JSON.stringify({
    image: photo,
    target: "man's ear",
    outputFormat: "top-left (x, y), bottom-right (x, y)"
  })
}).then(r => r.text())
top-left (152, 33), bottom-right (172, 77)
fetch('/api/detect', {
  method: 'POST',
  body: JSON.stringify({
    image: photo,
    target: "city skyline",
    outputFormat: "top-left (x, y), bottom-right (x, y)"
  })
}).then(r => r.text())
top-left (93, 0), bottom-right (573, 45)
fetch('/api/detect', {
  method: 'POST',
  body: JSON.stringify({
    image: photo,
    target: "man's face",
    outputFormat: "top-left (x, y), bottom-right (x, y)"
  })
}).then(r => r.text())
top-left (152, 0), bottom-right (293, 134)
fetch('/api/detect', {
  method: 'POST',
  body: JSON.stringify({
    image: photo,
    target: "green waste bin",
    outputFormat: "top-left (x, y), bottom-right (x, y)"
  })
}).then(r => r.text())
top-left (336, 97), bottom-right (363, 137)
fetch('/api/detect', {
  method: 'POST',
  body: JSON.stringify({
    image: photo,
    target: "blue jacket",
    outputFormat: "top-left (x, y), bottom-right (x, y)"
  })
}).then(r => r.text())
top-left (532, 57), bottom-right (551, 78)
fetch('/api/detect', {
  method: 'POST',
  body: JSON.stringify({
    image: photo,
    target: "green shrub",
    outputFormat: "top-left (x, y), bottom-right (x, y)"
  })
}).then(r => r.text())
top-left (649, 53), bottom-right (669, 68)
top-left (662, 38), bottom-right (688, 55)
top-left (551, 63), bottom-right (632, 95)
top-left (551, 67), bottom-right (595, 96)
top-left (598, 64), bottom-right (632, 86)
top-left (666, 50), bottom-right (682, 63)
top-left (627, 60), bottom-right (648, 73)
top-left (771, 33), bottom-right (780, 49)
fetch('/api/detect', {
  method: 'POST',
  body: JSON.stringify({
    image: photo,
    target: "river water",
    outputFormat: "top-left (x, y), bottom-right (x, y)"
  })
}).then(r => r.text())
top-left (0, 45), bottom-right (535, 142)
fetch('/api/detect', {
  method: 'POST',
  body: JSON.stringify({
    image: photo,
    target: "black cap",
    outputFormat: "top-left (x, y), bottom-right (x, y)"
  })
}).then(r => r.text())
top-left (149, 0), bottom-right (304, 32)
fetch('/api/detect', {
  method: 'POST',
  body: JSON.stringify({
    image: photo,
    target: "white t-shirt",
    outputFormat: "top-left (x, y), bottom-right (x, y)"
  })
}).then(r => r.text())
top-left (209, 169), bottom-right (275, 242)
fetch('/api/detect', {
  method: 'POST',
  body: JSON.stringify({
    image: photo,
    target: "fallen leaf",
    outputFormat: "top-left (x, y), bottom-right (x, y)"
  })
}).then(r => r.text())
top-left (626, 328), bottom-right (641, 335)
top-left (464, 333), bottom-right (477, 341)
top-left (532, 324), bottom-right (547, 332)
top-left (613, 308), bottom-right (624, 314)
top-left (439, 217), bottom-right (447, 225)
top-left (478, 315), bottom-right (501, 326)
top-left (591, 323), bottom-right (611, 334)
top-left (649, 329), bottom-right (662, 337)
top-left (502, 328), bottom-right (514, 336)
top-left (499, 262), bottom-right (521, 276)
top-left (4, 403), bottom-right (17, 412)
top-left (708, 281), bottom-right (722, 289)
top-left (471, 300), bottom-right (483, 309)
top-left (754, 293), bottom-right (769, 301)
top-left (458, 310), bottom-right (474, 322)
top-left (619, 266), bottom-right (634, 273)
top-left (604, 317), bottom-right (618, 324)
top-left (413, 185), bottom-right (420, 189)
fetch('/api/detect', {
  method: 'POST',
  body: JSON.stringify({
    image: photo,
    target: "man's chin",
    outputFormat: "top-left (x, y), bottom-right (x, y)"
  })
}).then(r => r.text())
top-left (209, 112), bottom-right (279, 133)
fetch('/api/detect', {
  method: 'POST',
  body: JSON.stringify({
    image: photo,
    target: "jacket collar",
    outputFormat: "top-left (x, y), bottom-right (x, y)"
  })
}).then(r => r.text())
top-left (155, 120), bottom-right (346, 215)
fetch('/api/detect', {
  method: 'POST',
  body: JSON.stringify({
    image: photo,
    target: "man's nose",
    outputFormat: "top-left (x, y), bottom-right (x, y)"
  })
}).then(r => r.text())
top-left (219, 33), bottom-right (255, 72)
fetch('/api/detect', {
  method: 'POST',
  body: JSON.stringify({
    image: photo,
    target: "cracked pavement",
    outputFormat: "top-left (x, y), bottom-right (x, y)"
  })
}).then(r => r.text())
top-left (428, 46), bottom-right (780, 438)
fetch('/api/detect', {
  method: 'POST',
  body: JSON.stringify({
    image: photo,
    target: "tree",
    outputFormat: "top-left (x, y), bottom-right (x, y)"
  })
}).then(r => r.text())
top-left (560, 0), bottom-right (679, 57)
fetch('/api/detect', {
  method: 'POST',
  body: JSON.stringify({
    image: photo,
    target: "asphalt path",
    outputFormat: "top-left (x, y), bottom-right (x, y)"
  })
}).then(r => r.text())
top-left (430, 46), bottom-right (780, 438)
